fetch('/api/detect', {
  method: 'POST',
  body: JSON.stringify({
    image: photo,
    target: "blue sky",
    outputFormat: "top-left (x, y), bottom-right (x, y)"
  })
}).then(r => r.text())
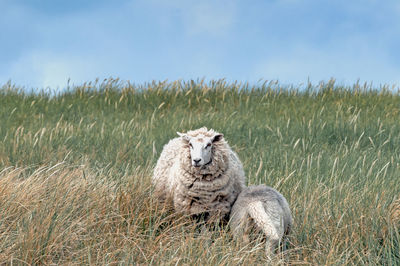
top-left (1, 0), bottom-right (400, 90)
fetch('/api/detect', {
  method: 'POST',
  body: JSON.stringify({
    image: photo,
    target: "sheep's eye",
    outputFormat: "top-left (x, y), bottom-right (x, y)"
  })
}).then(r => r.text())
top-left (189, 143), bottom-right (193, 148)
top-left (206, 143), bottom-right (211, 148)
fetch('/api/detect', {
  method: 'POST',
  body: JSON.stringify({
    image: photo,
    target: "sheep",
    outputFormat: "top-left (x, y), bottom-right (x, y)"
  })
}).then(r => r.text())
top-left (152, 127), bottom-right (246, 224)
top-left (230, 185), bottom-right (292, 257)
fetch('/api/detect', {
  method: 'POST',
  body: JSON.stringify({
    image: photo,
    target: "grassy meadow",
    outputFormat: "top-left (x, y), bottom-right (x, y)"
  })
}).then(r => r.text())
top-left (0, 79), bottom-right (399, 264)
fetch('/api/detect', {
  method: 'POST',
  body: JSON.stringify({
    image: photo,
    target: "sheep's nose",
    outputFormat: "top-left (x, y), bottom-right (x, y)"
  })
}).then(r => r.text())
top-left (193, 158), bottom-right (201, 165)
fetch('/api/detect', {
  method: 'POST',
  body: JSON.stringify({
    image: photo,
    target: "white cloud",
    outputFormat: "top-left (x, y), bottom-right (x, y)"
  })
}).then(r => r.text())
top-left (145, 0), bottom-right (237, 37)
top-left (2, 0), bottom-right (400, 90)
top-left (253, 42), bottom-right (400, 87)
top-left (4, 51), bottom-right (102, 90)
top-left (0, 1), bottom-right (134, 90)
top-left (181, 1), bottom-right (236, 36)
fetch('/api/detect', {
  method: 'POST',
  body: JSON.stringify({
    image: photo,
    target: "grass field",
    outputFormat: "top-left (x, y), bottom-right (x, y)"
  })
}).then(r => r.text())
top-left (0, 79), bottom-right (399, 264)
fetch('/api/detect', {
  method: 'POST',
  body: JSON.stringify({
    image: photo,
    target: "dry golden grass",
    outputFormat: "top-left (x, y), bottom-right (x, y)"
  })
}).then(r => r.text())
top-left (0, 164), bottom-right (289, 264)
top-left (0, 162), bottom-right (398, 265)
top-left (1, 80), bottom-right (399, 264)
top-left (390, 198), bottom-right (400, 227)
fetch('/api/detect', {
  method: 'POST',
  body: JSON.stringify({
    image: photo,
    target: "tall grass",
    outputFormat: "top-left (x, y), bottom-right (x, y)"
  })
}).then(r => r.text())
top-left (0, 79), bottom-right (399, 264)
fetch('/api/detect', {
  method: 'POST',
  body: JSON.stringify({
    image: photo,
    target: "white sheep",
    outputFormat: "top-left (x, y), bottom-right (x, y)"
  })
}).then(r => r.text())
top-left (230, 185), bottom-right (292, 256)
top-left (152, 127), bottom-right (246, 223)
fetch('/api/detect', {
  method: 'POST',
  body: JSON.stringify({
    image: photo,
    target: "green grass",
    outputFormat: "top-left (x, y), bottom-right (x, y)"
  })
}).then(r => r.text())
top-left (0, 79), bottom-right (399, 264)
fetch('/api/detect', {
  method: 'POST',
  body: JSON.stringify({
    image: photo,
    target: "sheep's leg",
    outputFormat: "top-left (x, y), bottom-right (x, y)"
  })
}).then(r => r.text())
top-left (247, 201), bottom-right (283, 256)
top-left (264, 237), bottom-right (280, 255)
top-left (240, 216), bottom-right (252, 244)
top-left (230, 209), bottom-right (252, 244)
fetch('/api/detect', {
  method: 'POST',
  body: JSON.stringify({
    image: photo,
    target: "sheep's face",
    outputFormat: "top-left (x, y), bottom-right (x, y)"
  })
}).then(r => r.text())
top-left (177, 132), bottom-right (223, 168)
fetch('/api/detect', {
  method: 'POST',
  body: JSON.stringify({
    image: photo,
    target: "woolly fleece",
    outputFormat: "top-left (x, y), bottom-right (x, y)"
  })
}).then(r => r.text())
top-left (153, 127), bottom-right (246, 222)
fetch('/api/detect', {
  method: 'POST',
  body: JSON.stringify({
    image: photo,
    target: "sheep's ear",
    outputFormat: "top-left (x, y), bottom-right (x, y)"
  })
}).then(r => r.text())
top-left (212, 133), bottom-right (224, 143)
top-left (177, 132), bottom-right (190, 142)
